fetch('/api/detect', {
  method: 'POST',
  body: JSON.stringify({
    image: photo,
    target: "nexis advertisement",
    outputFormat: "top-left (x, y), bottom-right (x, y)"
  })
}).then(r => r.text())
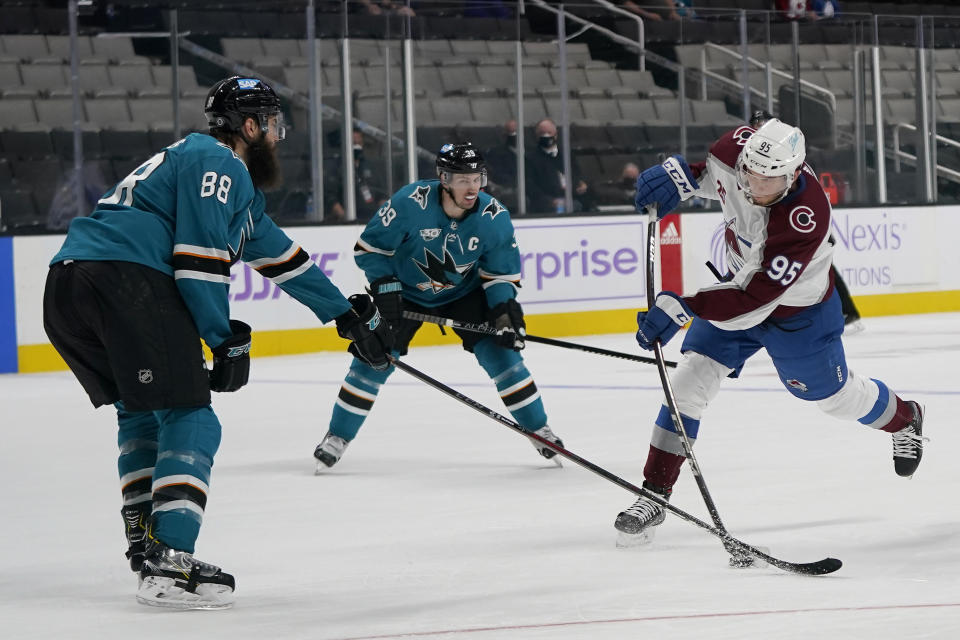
top-left (222, 216), bottom-right (651, 327)
top-left (679, 206), bottom-right (949, 295)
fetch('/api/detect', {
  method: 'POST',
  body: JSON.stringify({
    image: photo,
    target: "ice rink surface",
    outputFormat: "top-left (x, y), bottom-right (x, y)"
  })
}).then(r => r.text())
top-left (2, 313), bottom-right (958, 639)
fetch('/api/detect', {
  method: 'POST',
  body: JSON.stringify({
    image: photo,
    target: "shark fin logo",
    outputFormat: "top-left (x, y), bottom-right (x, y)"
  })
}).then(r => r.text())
top-left (413, 247), bottom-right (475, 293)
top-left (481, 198), bottom-right (507, 220)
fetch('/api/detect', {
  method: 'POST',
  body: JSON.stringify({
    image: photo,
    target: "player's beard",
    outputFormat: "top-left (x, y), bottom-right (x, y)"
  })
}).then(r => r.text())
top-left (247, 133), bottom-right (282, 191)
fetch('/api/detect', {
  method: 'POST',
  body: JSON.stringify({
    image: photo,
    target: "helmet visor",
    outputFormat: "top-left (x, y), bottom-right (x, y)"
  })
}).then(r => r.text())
top-left (736, 161), bottom-right (789, 203)
top-left (258, 112), bottom-right (285, 142)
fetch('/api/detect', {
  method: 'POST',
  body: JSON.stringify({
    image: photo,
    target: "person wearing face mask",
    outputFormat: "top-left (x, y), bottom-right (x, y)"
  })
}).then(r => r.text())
top-left (524, 118), bottom-right (593, 214)
top-left (314, 142), bottom-right (565, 471)
top-left (42, 77), bottom-right (392, 609)
top-left (324, 128), bottom-right (386, 222)
top-left (483, 119), bottom-right (520, 213)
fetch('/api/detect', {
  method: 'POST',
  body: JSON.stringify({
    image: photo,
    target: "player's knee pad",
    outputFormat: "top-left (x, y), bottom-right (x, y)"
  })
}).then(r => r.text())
top-left (816, 369), bottom-right (879, 420)
top-left (153, 406), bottom-right (222, 464)
top-left (668, 352), bottom-right (730, 420)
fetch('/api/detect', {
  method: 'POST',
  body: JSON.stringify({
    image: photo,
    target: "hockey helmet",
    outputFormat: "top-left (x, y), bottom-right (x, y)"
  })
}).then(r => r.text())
top-left (205, 76), bottom-right (285, 141)
top-left (735, 118), bottom-right (805, 205)
top-left (436, 142), bottom-right (487, 187)
top-left (749, 109), bottom-right (774, 129)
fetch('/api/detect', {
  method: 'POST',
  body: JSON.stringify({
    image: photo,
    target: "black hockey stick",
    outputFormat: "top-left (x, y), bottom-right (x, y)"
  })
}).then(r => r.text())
top-left (389, 355), bottom-right (841, 576)
top-left (644, 205), bottom-right (755, 567)
top-left (402, 310), bottom-right (677, 368)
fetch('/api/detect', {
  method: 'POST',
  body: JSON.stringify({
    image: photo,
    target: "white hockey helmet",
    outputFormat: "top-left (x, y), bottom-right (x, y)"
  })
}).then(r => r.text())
top-left (735, 118), bottom-right (806, 205)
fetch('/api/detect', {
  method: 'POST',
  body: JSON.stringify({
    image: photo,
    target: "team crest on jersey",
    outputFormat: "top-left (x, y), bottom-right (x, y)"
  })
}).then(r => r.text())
top-left (409, 184), bottom-right (431, 210)
top-left (481, 198), bottom-right (506, 219)
top-left (420, 228), bottom-right (441, 241)
top-left (788, 206), bottom-right (816, 233)
top-left (786, 379), bottom-right (808, 392)
top-left (413, 246), bottom-right (476, 293)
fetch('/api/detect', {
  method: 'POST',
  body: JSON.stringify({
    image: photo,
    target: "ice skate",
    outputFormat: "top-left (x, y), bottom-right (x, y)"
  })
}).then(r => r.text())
top-left (137, 538), bottom-right (235, 610)
top-left (615, 482), bottom-right (669, 547)
top-left (892, 401), bottom-right (926, 477)
top-left (528, 425), bottom-right (563, 467)
top-left (122, 505), bottom-right (149, 572)
top-left (314, 432), bottom-right (350, 472)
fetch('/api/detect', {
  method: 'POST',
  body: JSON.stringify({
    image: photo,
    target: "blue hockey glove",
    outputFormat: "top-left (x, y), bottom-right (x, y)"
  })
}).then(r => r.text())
top-left (636, 292), bottom-right (694, 350)
top-left (369, 276), bottom-right (404, 334)
top-left (210, 320), bottom-right (252, 392)
top-left (634, 155), bottom-right (700, 215)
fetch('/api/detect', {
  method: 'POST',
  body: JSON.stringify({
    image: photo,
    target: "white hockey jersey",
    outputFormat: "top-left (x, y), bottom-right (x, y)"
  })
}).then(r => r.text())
top-left (680, 125), bottom-right (835, 330)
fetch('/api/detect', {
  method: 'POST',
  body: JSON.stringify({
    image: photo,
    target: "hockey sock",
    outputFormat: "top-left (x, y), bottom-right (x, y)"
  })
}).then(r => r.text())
top-left (328, 357), bottom-right (395, 441)
top-left (117, 402), bottom-right (160, 513)
top-left (149, 406), bottom-right (221, 553)
top-left (643, 444), bottom-right (687, 490)
top-left (474, 340), bottom-right (548, 431)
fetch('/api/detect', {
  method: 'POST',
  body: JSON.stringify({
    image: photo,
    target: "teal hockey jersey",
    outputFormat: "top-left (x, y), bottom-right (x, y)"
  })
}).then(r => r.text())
top-left (52, 133), bottom-right (351, 349)
top-left (355, 180), bottom-right (521, 308)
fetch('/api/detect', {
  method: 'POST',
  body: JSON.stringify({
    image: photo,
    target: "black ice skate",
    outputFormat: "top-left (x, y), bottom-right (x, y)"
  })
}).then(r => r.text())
top-left (122, 505), bottom-right (149, 572)
top-left (615, 481), bottom-right (670, 547)
top-left (314, 432), bottom-right (350, 472)
top-left (892, 401), bottom-right (926, 477)
top-left (528, 425), bottom-right (564, 466)
top-left (137, 536), bottom-right (235, 610)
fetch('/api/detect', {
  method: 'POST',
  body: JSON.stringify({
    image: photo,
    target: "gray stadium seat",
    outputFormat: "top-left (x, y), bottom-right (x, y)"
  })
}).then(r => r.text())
top-left (468, 96), bottom-right (514, 124)
top-left (45, 35), bottom-right (95, 61)
top-left (129, 98), bottom-right (177, 126)
top-left (543, 98), bottom-right (585, 122)
top-left (438, 63), bottom-right (481, 95)
top-left (221, 37), bottom-right (264, 65)
top-left (90, 36), bottom-right (142, 65)
top-left (0, 98), bottom-right (38, 124)
top-left (85, 97), bottom-right (131, 126)
top-left (617, 98), bottom-right (658, 123)
top-left (108, 64), bottom-right (157, 97)
top-left (34, 97), bottom-right (82, 128)
top-left (20, 64), bottom-right (66, 94)
top-left (433, 97), bottom-right (472, 125)
top-left (580, 98), bottom-right (620, 123)
top-left (1, 35), bottom-right (51, 62)
top-left (476, 64), bottom-right (516, 89)
top-left (261, 38), bottom-right (303, 62)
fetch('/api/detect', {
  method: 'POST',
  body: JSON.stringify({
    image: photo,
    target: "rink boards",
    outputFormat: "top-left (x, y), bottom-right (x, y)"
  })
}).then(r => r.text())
top-left (4, 206), bottom-right (960, 374)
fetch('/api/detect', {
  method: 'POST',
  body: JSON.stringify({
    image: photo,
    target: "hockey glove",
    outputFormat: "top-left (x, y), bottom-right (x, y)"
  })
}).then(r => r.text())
top-left (210, 319), bottom-right (252, 392)
top-left (489, 298), bottom-right (526, 351)
top-left (336, 294), bottom-right (393, 370)
top-left (369, 276), bottom-right (404, 333)
top-left (634, 155), bottom-right (700, 215)
top-left (636, 292), bottom-right (694, 351)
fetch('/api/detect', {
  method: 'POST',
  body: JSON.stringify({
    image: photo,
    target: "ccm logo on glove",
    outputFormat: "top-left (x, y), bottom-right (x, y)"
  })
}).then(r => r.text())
top-left (662, 156), bottom-right (695, 195)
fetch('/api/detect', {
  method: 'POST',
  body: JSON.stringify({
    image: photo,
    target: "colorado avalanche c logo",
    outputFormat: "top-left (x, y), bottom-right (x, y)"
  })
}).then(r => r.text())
top-left (788, 206), bottom-right (816, 234)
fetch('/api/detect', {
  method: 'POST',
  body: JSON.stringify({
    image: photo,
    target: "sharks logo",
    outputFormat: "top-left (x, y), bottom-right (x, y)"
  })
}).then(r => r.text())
top-left (409, 184), bottom-right (431, 210)
top-left (481, 198), bottom-right (506, 220)
top-left (413, 246), bottom-right (476, 293)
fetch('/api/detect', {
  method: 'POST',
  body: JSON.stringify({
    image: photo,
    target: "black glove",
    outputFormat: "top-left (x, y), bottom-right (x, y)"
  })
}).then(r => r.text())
top-left (210, 319), bottom-right (252, 392)
top-left (369, 276), bottom-right (403, 332)
top-left (336, 294), bottom-right (393, 370)
top-left (488, 299), bottom-right (526, 351)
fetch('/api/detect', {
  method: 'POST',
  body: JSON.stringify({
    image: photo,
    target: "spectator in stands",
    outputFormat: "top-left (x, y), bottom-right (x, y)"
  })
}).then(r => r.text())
top-left (775, 0), bottom-right (838, 20)
top-left (617, 0), bottom-right (694, 21)
top-left (525, 118), bottom-right (594, 214)
top-left (483, 119), bottom-right (519, 212)
top-left (357, 0), bottom-right (415, 16)
top-left (324, 128), bottom-right (386, 222)
top-left (464, 0), bottom-right (512, 19)
top-left (46, 163), bottom-right (109, 231)
top-left (596, 161), bottom-right (641, 206)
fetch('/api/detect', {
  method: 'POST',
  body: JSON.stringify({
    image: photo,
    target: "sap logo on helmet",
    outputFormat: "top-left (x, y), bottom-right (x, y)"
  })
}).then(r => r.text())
top-left (237, 78), bottom-right (260, 89)
top-left (440, 143), bottom-right (454, 153)
top-left (788, 131), bottom-right (801, 151)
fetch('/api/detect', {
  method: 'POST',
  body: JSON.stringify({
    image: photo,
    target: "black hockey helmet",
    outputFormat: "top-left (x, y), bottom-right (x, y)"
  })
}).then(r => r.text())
top-left (749, 109), bottom-right (774, 129)
top-left (436, 142), bottom-right (487, 183)
top-left (205, 76), bottom-right (285, 141)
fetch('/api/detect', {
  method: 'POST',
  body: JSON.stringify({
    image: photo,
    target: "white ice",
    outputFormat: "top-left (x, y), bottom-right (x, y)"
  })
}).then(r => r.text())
top-left (2, 313), bottom-right (959, 639)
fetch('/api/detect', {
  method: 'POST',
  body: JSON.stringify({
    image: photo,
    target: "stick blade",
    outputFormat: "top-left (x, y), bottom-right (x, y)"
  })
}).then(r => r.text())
top-left (770, 556), bottom-right (843, 576)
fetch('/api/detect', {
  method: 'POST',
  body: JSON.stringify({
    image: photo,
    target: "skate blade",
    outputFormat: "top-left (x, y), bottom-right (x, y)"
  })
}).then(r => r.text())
top-left (616, 529), bottom-right (656, 548)
top-left (136, 576), bottom-right (235, 610)
top-left (728, 546), bottom-right (770, 569)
